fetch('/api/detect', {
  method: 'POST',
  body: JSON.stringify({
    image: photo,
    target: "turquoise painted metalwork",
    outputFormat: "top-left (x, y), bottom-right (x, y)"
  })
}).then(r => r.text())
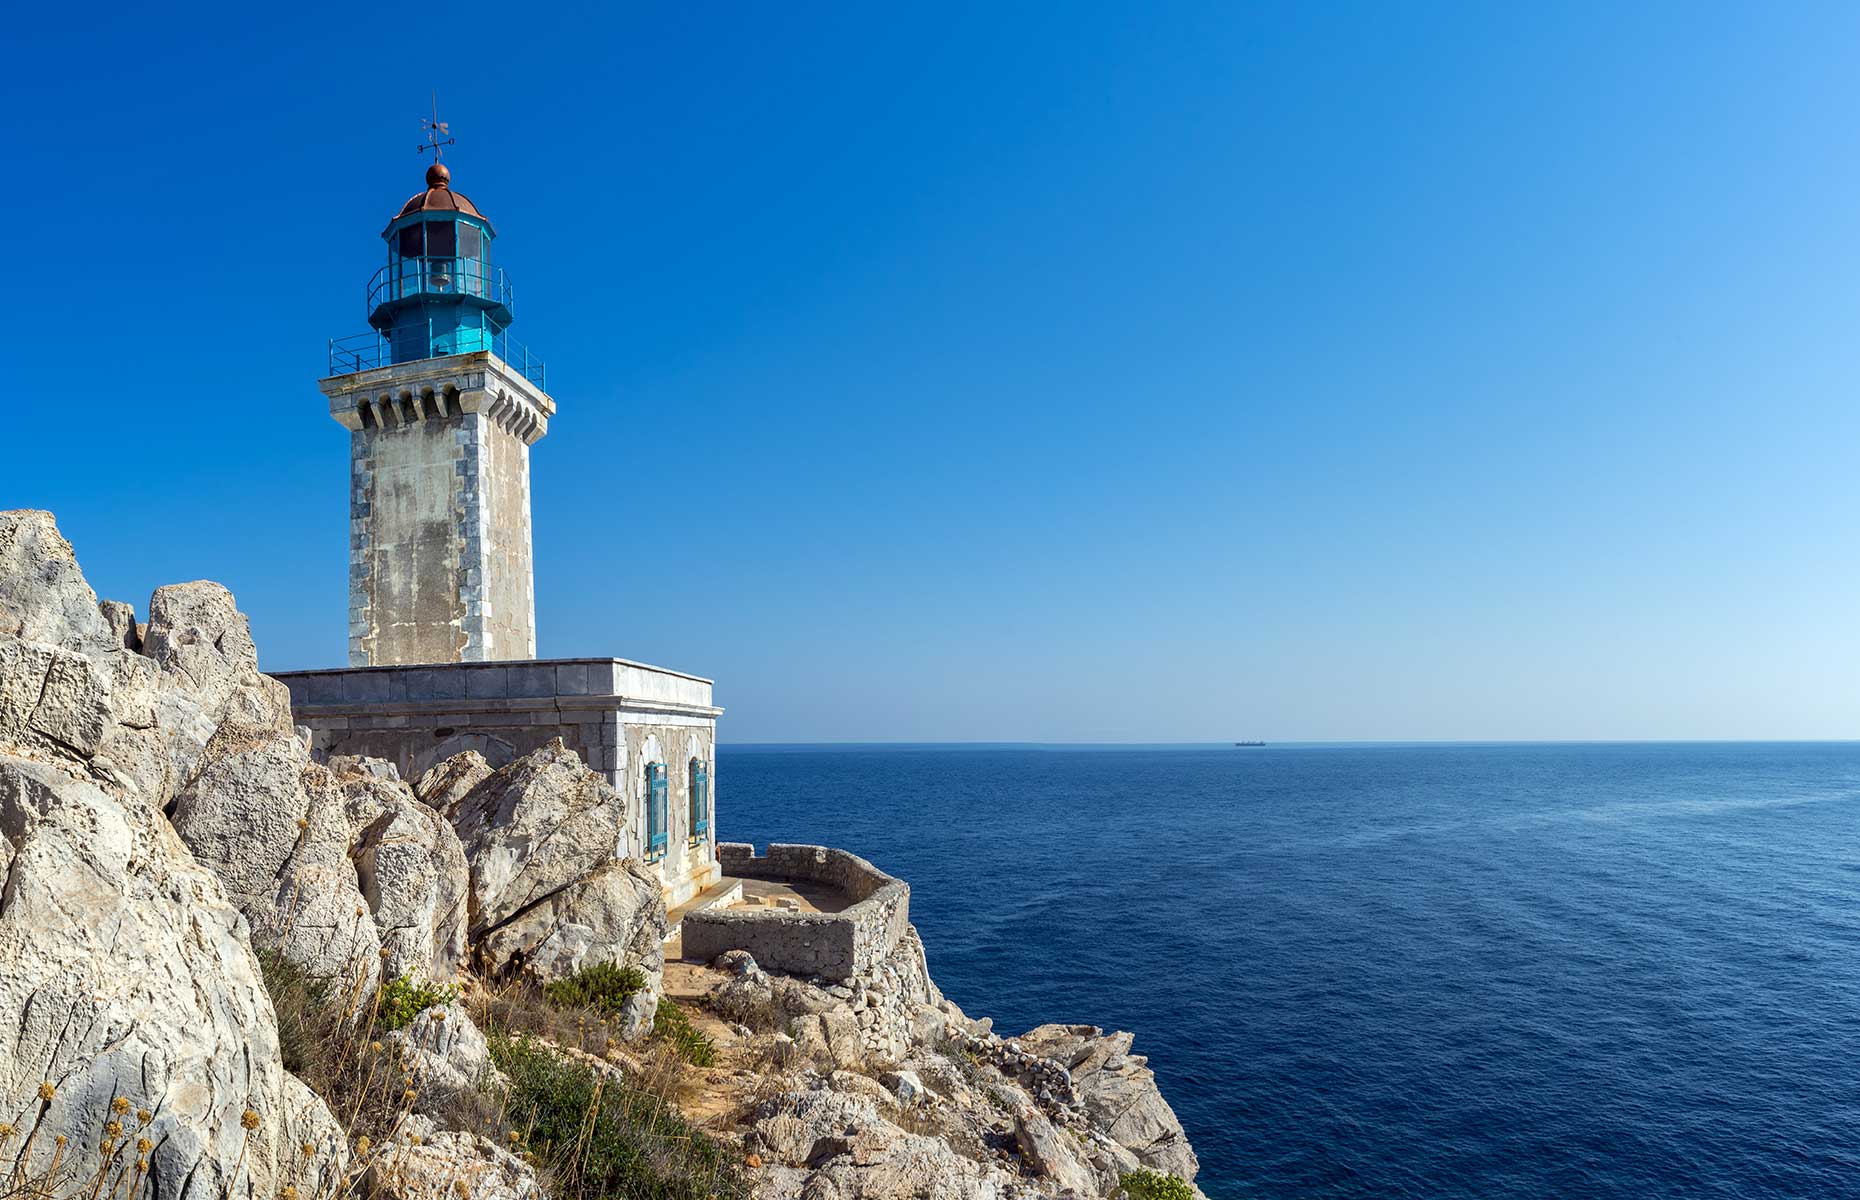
top-left (327, 194), bottom-right (545, 386)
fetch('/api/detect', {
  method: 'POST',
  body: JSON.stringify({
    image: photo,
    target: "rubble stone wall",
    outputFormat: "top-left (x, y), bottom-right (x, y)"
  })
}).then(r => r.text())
top-left (683, 843), bottom-right (911, 981)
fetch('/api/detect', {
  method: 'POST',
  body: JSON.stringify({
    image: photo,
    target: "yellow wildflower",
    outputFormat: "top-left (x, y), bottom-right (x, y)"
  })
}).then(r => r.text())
top-left (36, 1082), bottom-right (55, 1102)
top-left (111, 1097), bottom-right (130, 1115)
top-left (241, 1110), bottom-right (261, 1131)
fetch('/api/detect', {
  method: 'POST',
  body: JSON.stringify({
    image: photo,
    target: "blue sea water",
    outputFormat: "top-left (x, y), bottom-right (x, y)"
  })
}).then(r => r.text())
top-left (717, 742), bottom-right (1860, 1199)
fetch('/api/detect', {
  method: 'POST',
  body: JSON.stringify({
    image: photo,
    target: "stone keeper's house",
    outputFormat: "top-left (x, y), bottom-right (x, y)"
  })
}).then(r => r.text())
top-left (272, 161), bottom-right (721, 908)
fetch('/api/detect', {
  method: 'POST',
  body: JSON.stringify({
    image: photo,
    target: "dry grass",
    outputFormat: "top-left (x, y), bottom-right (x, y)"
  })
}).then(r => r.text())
top-left (0, 1085), bottom-right (160, 1200)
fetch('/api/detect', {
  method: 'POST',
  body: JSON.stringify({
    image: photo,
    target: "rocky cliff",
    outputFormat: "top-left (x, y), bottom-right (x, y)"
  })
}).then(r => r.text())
top-left (0, 510), bottom-right (1204, 1200)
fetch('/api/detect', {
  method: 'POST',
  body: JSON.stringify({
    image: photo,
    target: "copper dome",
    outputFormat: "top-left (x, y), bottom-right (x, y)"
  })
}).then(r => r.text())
top-left (396, 163), bottom-right (485, 220)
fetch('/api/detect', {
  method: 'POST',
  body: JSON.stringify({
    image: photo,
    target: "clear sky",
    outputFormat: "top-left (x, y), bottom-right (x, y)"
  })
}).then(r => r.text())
top-left (6, 3), bottom-right (1859, 742)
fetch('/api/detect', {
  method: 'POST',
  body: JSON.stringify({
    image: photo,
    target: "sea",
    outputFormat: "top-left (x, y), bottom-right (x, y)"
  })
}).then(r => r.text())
top-left (717, 741), bottom-right (1860, 1199)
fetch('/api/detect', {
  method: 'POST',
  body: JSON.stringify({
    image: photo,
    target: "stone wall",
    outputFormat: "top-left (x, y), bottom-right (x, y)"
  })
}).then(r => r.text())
top-left (682, 844), bottom-right (911, 981)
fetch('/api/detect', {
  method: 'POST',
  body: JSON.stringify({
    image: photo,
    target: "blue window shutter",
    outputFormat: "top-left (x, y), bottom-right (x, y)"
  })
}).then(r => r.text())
top-left (691, 761), bottom-right (709, 835)
top-left (647, 763), bottom-right (668, 856)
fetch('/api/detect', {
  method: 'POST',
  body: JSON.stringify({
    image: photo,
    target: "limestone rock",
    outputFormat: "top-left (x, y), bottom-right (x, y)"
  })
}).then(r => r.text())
top-left (169, 732), bottom-right (382, 994)
top-left (1017, 1024), bottom-right (1199, 1182)
top-left (99, 599), bottom-right (141, 650)
top-left (386, 1004), bottom-right (507, 1113)
top-left (413, 750), bottom-right (493, 817)
top-left (0, 510), bottom-right (113, 653)
top-left (747, 1090), bottom-right (1013, 1200)
top-left (366, 1131), bottom-right (542, 1200)
top-left (142, 580), bottom-right (291, 732)
top-left (476, 857), bottom-right (664, 977)
top-left (354, 792), bottom-right (472, 982)
top-left (449, 739), bottom-right (627, 935)
top-left (884, 1070), bottom-right (929, 1107)
top-left (0, 637), bottom-right (112, 760)
top-left (0, 753), bottom-right (346, 1200)
top-left (1014, 1106), bottom-right (1096, 1193)
top-left (792, 1007), bottom-right (868, 1072)
top-left (329, 753), bottom-right (401, 783)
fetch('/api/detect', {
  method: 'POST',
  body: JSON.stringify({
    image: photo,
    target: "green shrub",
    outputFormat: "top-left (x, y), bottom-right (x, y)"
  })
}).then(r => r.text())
top-left (489, 1033), bottom-right (748, 1200)
top-left (1122, 1168), bottom-right (1195, 1200)
top-left (652, 998), bottom-right (716, 1067)
top-left (543, 962), bottom-right (647, 1016)
top-left (378, 975), bottom-right (461, 1033)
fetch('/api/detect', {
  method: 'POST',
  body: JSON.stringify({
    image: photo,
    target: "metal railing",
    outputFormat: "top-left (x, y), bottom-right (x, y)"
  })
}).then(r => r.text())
top-left (367, 257), bottom-right (513, 313)
top-left (327, 321), bottom-right (546, 390)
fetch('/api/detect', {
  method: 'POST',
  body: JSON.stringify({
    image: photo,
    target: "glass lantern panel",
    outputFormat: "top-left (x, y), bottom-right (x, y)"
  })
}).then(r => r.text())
top-left (424, 220), bottom-right (456, 258)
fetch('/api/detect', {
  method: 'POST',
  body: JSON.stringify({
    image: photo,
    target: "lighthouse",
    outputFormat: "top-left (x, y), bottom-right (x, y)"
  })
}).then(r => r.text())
top-left (320, 160), bottom-right (555, 667)
top-left (282, 134), bottom-right (724, 908)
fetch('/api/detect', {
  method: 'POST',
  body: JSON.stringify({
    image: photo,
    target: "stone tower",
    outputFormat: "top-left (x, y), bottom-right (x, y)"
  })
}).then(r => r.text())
top-left (320, 163), bottom-right (555, 667)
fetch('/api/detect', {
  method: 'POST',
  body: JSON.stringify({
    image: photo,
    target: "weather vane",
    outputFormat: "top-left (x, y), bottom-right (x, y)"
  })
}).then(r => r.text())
top-left (419, 91), bottom-right (455, 161)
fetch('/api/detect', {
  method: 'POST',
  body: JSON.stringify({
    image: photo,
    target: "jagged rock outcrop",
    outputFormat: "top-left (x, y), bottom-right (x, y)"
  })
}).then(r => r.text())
top-left (746, 1090), bottom-right (1016, 1199)
top-left (353, 788), bottom-right (472, 983)
top-left (169, 728), bottom-right (383, 995)
top-left (413, 749), bottom-right (493, 818)
top-left (450, 740), bottom-right (628, 934)
top-left (475, 858), bottom-right (667, 1034)
top-left (0, 510), bottom-right (115, 653)
top-left (438, 744), bottom-right (667, 1020)
top-left (0, 511), bottom-right (348, 1200)
top-left (1017, 1024), bottom-right (1199, 1181)
top-left (697, 924), bottom-right (1204, 1199)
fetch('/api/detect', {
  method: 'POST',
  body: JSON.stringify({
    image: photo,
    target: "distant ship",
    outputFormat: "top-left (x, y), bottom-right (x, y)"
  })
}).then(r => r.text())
top-left (1234, 741), bottom-right (1265, 747)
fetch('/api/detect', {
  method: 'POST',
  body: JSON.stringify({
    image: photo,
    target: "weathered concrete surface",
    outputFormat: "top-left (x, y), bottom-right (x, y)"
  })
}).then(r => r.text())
top-left (320, 351), bottom-right (553, 669)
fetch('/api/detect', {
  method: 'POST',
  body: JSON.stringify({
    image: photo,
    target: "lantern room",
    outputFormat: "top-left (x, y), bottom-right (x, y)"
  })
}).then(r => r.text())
top-left (329, 163), bottom-right (542, 386)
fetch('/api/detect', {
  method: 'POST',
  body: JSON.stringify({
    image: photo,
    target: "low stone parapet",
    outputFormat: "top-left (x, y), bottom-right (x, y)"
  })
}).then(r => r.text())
top-left (682, 843), bottom-right (911, 981)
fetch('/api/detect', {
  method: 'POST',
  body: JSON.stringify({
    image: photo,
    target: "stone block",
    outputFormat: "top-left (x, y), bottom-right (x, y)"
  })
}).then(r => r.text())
top-left (309, 674), bottom-right (345, 705)
top-left (343, 672), bottom-right (392, 703)
top-left (466, 667), bottom-right (508, 699)
top-left (507, 664), bottom-right (555, 698)
top-left (405, 667), bottom-right (468, 700)
top-left (550, 658), bottom-right (587, 695)
top-left (585, 661), bottom-right (616, 695)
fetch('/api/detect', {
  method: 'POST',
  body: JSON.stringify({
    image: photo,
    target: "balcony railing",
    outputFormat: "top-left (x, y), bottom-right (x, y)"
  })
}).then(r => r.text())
top-left (368, 257), bottom-right (513, 314)
top-left (328, 322), bottom-right (546, 391)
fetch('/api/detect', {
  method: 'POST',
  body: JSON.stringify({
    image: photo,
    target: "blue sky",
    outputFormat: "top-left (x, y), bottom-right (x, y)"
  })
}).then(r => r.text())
top-left (6, 3), bottom-right (1859, 742)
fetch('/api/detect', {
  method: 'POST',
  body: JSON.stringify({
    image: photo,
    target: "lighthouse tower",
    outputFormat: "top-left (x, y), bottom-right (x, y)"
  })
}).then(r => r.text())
top-left (321, 162), bottom-right (555, 667)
